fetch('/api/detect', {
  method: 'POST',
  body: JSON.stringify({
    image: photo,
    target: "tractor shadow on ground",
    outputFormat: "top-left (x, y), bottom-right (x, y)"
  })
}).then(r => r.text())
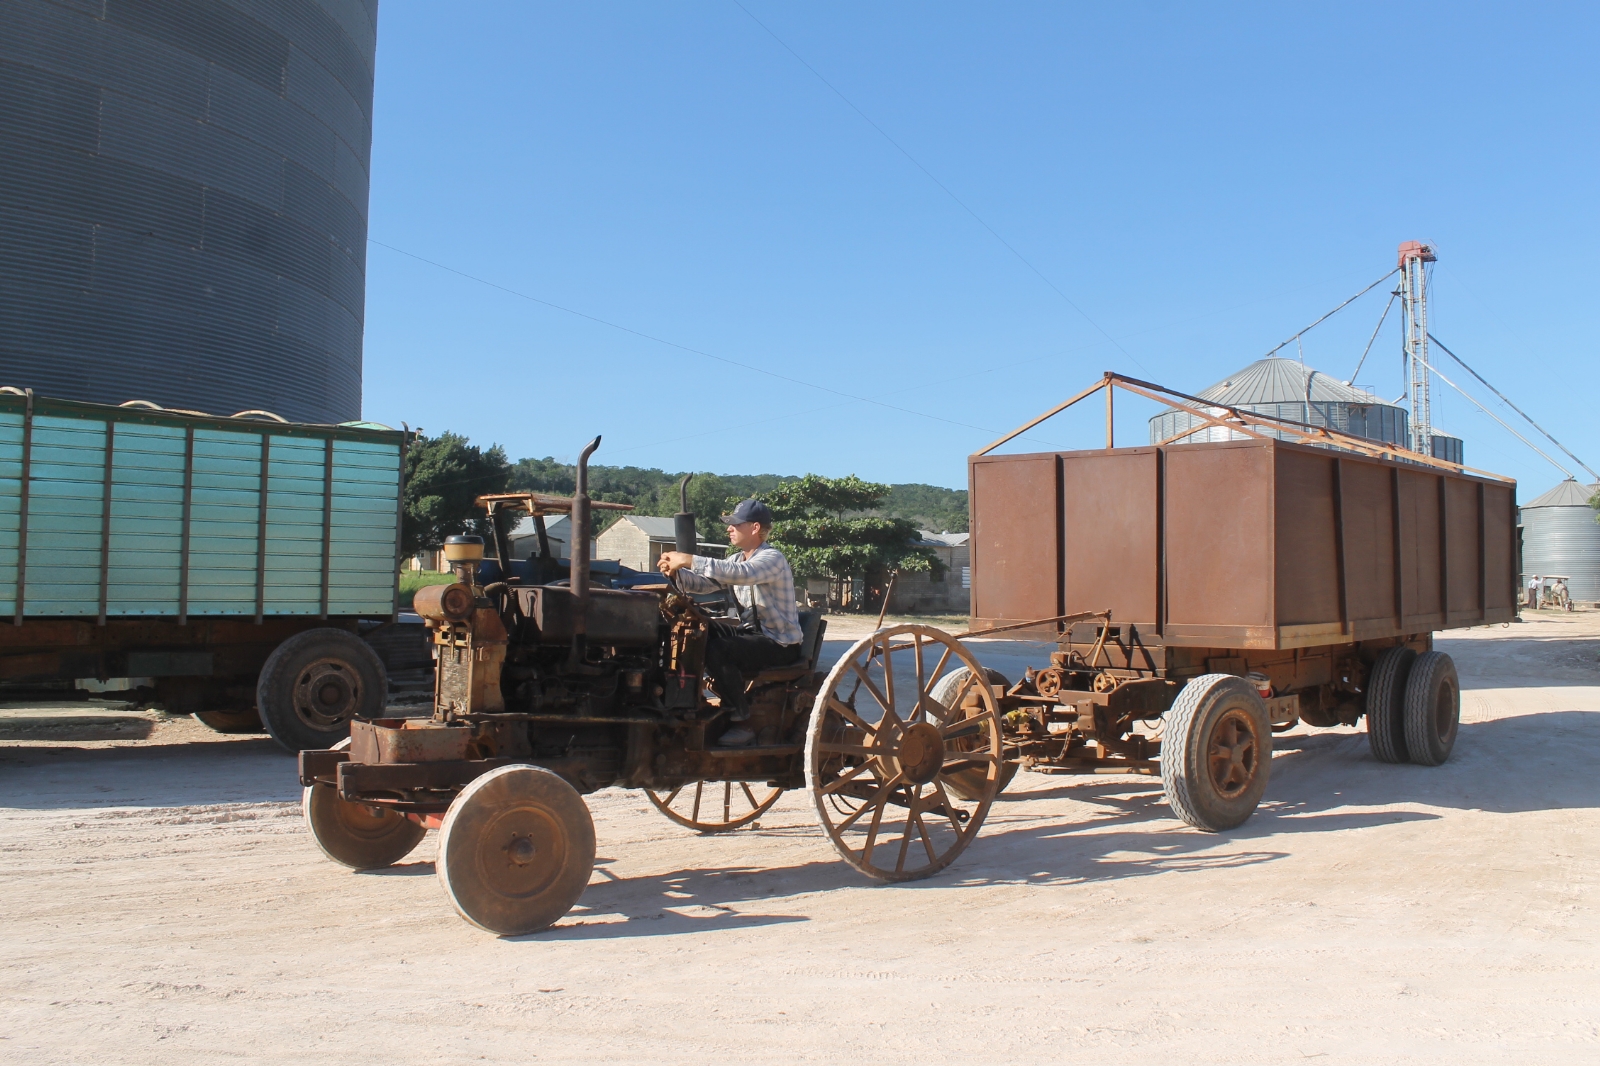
top-left (521, 856), bottom-right (827, 941)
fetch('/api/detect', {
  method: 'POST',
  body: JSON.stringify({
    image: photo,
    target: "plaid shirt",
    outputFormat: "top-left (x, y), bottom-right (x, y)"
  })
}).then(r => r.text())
top-left (677, 543), bottom-right (803, 646)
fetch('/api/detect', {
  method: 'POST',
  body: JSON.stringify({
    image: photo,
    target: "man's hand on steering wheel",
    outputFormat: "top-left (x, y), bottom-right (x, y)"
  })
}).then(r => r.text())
top-left (658, 551), bottom-right (694, 575)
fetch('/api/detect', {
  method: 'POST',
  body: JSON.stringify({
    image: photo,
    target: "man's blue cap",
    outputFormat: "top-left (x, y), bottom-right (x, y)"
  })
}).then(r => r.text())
top-left (720, 498), bottom-right (774, 526)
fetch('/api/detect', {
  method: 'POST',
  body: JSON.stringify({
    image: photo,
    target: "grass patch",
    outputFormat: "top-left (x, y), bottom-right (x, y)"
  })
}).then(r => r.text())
top-left (399, 570), bottom-right (457, 608)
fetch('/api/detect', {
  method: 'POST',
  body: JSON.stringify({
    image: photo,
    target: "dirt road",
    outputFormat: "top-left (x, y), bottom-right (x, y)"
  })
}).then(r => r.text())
top-left (3, 615), bottom-right (1597, 1064)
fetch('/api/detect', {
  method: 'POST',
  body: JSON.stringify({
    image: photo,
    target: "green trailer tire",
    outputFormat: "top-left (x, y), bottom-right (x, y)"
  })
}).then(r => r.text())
top-left (257, 628), bottom-right (388, 752)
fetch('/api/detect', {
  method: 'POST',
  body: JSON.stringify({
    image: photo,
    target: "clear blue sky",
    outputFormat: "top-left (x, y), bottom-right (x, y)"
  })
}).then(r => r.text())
top-left (361, 2), bottom-right (1597, 495)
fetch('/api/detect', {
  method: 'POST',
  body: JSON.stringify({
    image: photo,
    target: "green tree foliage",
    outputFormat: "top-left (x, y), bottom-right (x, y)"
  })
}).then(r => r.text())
top-left (882, 483), bottom-right (969, 533)
top-left (508, 458), bottom-right (792, 541)
top-left (758, 474), bottom-right (941, 582)
top-left (502, 456), bottom-right (969, 541)
top-left (401, 432), bottom-right (510, 559)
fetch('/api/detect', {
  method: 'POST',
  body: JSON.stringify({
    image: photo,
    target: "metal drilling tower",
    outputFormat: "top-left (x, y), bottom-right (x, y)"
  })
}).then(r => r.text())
top-left (1398, 240), bottom-right (1438, 456)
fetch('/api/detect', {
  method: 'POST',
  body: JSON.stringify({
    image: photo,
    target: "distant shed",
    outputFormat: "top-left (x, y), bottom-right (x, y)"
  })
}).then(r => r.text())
top-left (594, 515), bottom-right (724, 571)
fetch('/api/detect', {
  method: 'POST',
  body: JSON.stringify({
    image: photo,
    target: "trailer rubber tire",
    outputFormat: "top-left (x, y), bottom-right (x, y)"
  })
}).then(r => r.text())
top-left (436, 764), bottom-right (595, 936)
top-left (930, 667), bottom-right (1018, 801)
top-left (257, 628), bottom-right (388, 753)
top-left (1402, 651), bottom-right (1459, 766)
top-left (303, 781), bottom-right (426, 870)
top-left (1161, 674), bottom-right (1272, 832)
top-left (194, 707), bottom-right (265, 734)
top-left (1365, 646), bottom-right (1416, 764)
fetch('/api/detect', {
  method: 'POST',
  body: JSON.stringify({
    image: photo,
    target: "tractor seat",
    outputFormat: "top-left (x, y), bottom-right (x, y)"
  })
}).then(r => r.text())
top-left (750, 610), bottom-right (828, 685)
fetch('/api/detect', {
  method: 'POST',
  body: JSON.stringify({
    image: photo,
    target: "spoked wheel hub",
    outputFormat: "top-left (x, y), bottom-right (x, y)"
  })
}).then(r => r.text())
top-left (887, 721), bottom-right (946, 785)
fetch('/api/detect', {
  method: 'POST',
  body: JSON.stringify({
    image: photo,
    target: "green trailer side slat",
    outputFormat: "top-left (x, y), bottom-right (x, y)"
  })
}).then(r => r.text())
top-left (2, 400), bottom-right (404, 620)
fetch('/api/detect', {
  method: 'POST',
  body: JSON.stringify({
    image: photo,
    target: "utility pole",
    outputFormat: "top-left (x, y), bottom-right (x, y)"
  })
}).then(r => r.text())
top-left (1398, 240), bottom-right (1437, 456)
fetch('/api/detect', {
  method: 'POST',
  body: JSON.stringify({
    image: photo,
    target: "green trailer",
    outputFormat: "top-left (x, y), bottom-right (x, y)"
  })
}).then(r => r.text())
top-left (0, 388), bottom-right (408, 750)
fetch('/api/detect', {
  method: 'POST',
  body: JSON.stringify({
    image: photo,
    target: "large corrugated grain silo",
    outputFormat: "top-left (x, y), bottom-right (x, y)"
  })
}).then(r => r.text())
top-left (0, 0), bottom-right (378, 424)
top-left (1149, 357), bottom-right (1411, 449)
top-left (1520, 479), bottom-right (1600, 602)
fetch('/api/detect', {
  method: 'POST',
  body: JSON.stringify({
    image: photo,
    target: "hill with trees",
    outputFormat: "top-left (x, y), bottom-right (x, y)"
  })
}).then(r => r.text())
top-left (400, 434), bottom-right (970, 574)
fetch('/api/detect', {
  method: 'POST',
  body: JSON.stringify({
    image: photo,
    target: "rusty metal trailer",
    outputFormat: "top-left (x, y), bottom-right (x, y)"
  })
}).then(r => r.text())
top-left (956, 373), bottom-right (1517, 828)
top-left (297, 374), bottom-right (1517, 936)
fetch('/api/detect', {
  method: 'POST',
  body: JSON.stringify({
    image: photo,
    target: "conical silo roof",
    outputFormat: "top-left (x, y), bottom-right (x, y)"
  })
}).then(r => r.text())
top-left (1523, 479), bottom-right (1600, 509)
top-left (1191, 358), bottom-right (1386, 406)
top-left (1150, 356), bottom-right (1408, 448)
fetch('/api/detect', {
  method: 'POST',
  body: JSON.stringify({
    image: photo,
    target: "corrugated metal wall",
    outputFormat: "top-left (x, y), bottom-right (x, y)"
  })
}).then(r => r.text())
top-left (0, 0), bottom-right (378, 424)
top-left (1149, 400), bottom-right (1409, 448)
top-left (0, 394), bottom-right (401, 619)
top-left (1521, 505), bottom-right (1600, 602)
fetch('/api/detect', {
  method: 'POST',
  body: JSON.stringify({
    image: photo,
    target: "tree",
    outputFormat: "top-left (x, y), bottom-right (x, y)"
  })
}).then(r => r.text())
top-left (758, 475), bottom-right (941, 603)
top-left (882, 483), bottom-right (969, 533)
top-left (401, 432), bottom-right (511, 560)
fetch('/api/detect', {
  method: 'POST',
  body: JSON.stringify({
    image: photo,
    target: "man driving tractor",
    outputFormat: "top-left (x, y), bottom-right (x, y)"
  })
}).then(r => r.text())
top-left (656, 499), bottom-right (802, 747)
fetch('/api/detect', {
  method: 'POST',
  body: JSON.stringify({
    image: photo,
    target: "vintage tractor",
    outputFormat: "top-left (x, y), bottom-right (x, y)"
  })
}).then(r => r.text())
top-left (299, 371), bottom-right (1498, 936)
top-left (298, 438), bottom-right (1007, 934)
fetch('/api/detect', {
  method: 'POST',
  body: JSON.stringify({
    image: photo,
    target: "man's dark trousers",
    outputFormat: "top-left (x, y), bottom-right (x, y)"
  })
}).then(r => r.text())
top-left (704, 630), bottom-right (800, 721)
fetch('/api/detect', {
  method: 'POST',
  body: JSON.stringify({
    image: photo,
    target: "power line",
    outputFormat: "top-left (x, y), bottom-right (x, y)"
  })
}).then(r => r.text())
top-left (1418, 353), bottom-right (1572, 480)
top-left (729, 0), bottom-right (1148, 372)
top-left (1261, 268), bottom-right (1398, 360)
top-left (368, 238), bottom-right (1041, 443)
top-left (1428, 333), bottom-right (1597, 482)
top-left (1349, 289), bottom-right (1397, 385)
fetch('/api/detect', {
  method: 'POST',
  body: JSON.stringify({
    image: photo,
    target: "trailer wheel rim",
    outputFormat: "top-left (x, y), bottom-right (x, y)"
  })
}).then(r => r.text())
top-left (1205, 707), bottom-right (1260, 799)
top-left (1434, 676), bottom-right (1457, 737)
top-left (291, 658), bottom-right (360, 729)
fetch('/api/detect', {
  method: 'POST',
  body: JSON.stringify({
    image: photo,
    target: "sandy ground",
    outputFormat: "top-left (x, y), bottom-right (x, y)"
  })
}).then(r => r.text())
top-left (2, 612), bottom-right (1597, 1064)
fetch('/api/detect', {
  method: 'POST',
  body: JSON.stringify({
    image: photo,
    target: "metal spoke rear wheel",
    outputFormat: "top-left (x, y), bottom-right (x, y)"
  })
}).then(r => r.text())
top-left (806, 624), bottom-right (1002, 882)
top-left (646, 781), bottom-right (783, 832)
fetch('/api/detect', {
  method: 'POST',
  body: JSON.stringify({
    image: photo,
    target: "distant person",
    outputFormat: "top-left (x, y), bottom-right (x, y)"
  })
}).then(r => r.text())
top-left (1527, 574), bottom-right (1541, 608)
top-left (657, 499), bottom-right (802, 747)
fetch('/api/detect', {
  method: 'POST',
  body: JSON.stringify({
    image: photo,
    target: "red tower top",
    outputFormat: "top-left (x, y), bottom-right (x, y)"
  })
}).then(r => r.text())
top-left (1397, 240), bottom-right (1437, 267)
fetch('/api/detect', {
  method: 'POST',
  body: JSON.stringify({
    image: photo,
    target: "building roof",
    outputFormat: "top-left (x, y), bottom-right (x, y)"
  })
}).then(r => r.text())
top-left (1523, 479), bottom-right (1600, 509)
top-left (603, 515), bottom-right (680, 538)
top-left (508, 514), bottom-right (570, 540)
top-left (1189, 357), bottom-right (1395, 407)
top-left (917, 531), bottom-right (969, 547)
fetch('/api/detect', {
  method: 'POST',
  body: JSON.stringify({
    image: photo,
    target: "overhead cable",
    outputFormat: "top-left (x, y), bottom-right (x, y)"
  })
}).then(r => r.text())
top-left (1418, 355), bottom-right (1573, 480)
top-left (1428, 333), bottom-right (1598, 483)
top-left (368, 238), bottom-right (1061, 447)
top-left (1348, 290), bottom-right (1397, 385)
top-left (1261, 268), bottom-right (1399, 360)
top-left (729, 0), bottom-right (1148, 372)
